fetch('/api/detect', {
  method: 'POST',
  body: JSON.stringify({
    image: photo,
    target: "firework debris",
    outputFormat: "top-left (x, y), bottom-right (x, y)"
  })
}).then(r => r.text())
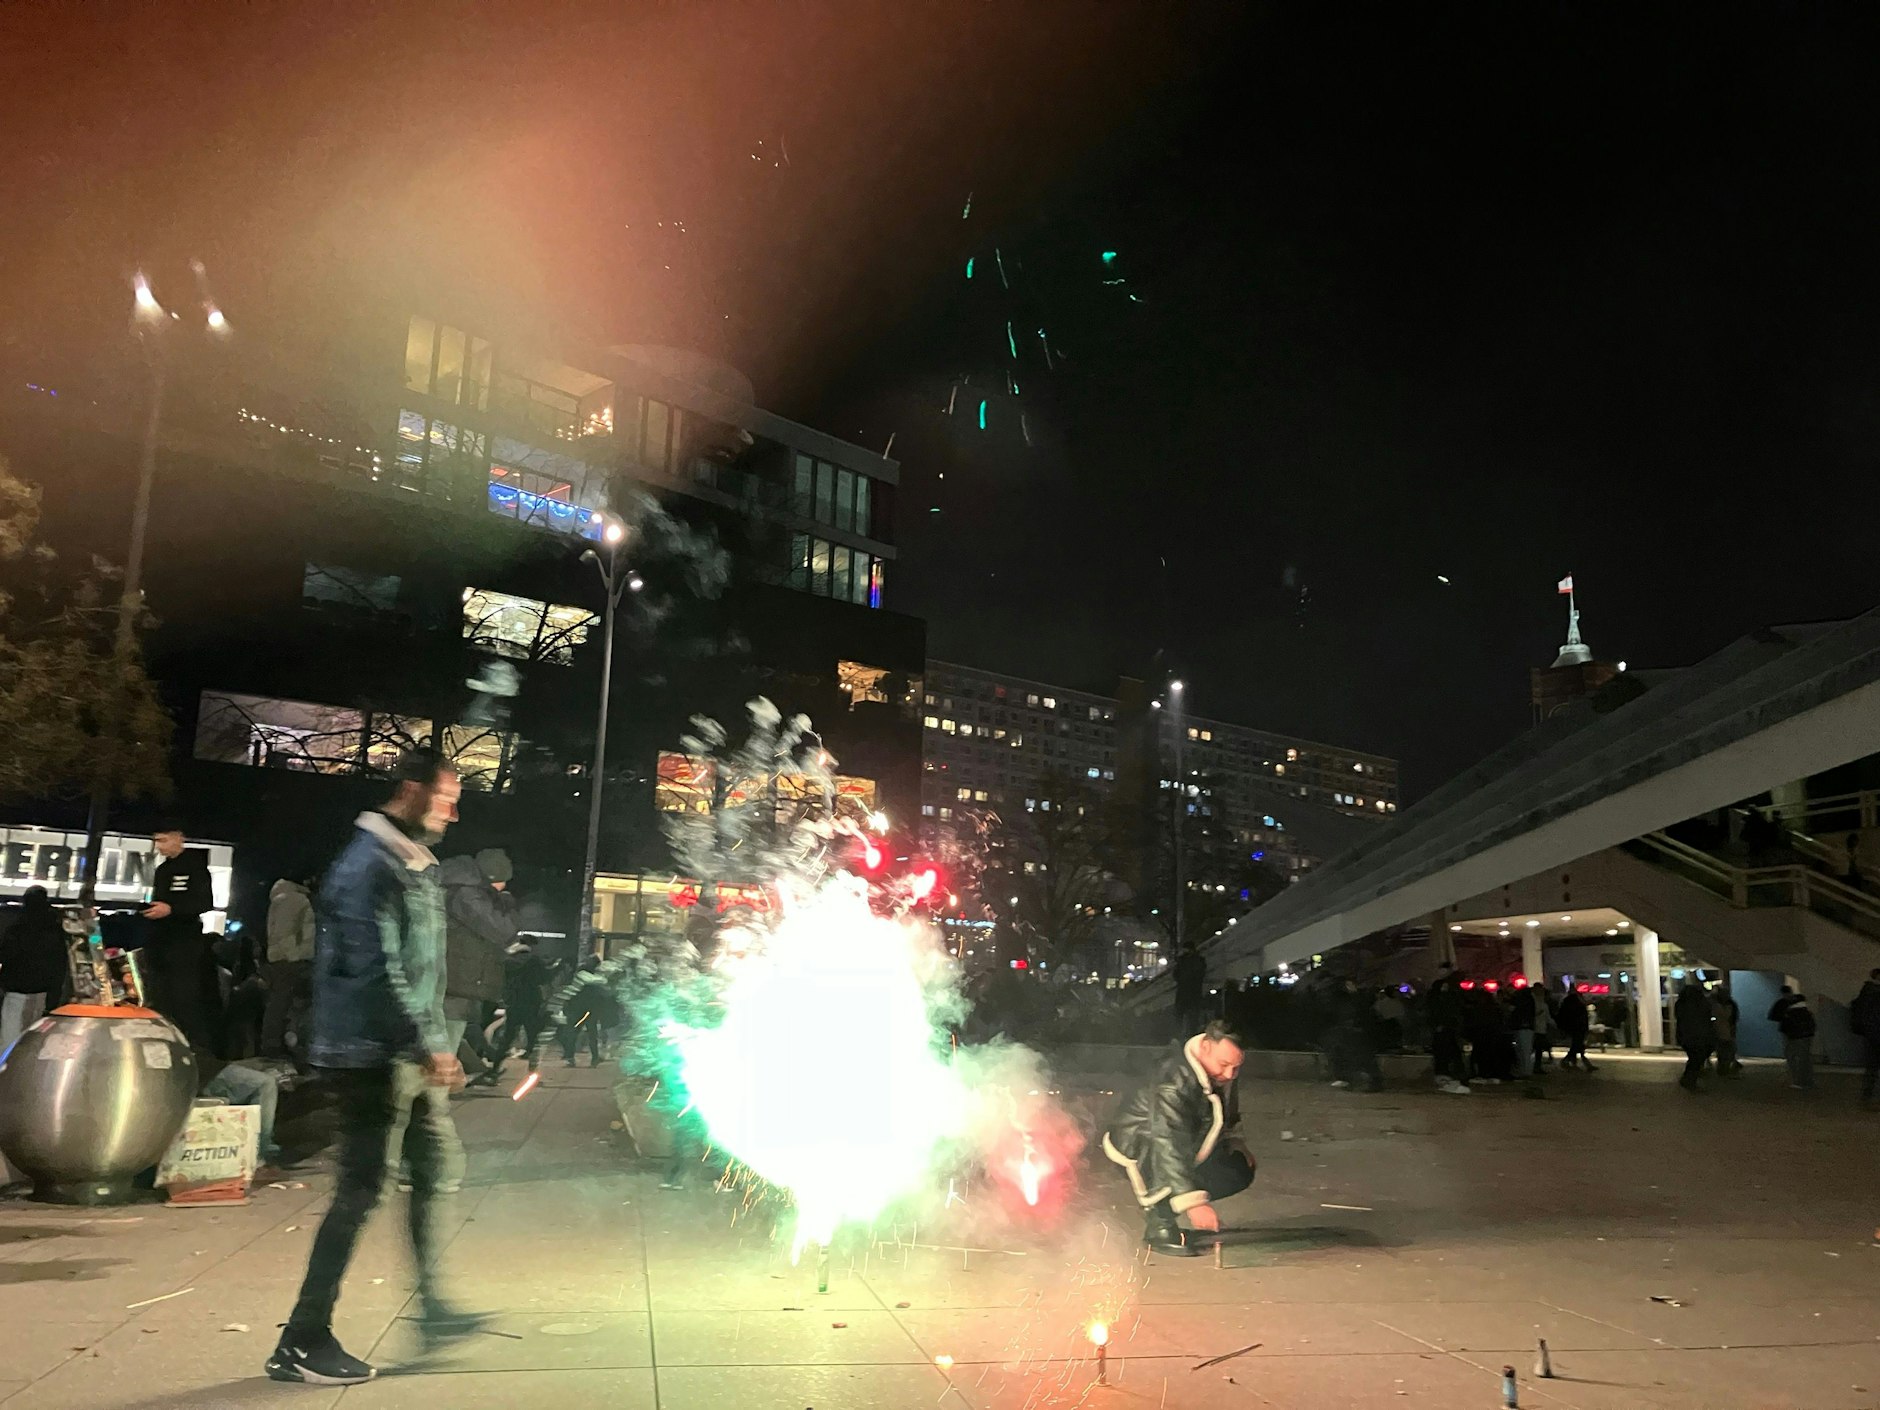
top-left (1191, 1341), bottom-right (1262, 1371)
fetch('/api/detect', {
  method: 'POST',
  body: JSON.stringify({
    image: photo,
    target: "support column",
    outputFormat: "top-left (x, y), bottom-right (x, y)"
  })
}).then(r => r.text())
top-left (1428, 912), bottom-right (1454, 971)
top-left (1521, 927), bottom-right (1543, 985)
top-left (1635, 927), bottom-right (1664, 1049)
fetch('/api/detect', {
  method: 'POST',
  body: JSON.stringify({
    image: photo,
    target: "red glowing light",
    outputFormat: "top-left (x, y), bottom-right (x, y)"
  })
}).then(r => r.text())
top-left (1483, 980), bottom-right (1500, 992)
top-left (1018, 1148), bottom-right (1043, 1207)
top-left (1511, 975), bottom-right (1529, 988)
top-left (1011, 958), bottom-right (1029, 970)
top-left (910, 867), bottom-right (939, 902)
top-left (861, 840), bottom-right (883, 872)
top-left (511, 1072), bottom-right (541, 1101)
top-left (1460, 979), bottom-right (1476, 990)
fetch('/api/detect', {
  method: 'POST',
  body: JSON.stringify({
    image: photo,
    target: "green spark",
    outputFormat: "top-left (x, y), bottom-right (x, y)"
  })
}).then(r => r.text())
top-left (1101, 251), bottom-right (1118, 265)
top-left (966, 257), bottom-right (974, 279)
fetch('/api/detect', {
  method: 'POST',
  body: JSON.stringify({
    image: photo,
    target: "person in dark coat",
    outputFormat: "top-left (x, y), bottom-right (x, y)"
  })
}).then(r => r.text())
top-left (1557, 982), bottom-right (1595, 1071)
top-left (1102, 1020), bottom-right (1254, 1256)
top-left (439, 849), bottom-right (517, 1075)
top-left (1, 887), bottom-right (69, 1052)
top-left (1850, 968), bottom-right (1880, 1108)
top-left (1324, 978), bottom-right (1382, 1091)
top-left (142, 824), bottom-right (222, 1050)
top-left (1426, 963), bottom-right (1469, 1091)
top-left (1674, 981), bottom-right (1713, 1091)
top-left (474, 941), bottom-right (551, 1086)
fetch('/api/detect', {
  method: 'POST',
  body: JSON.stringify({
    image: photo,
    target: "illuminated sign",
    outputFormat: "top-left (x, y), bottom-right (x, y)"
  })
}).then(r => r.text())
top-left (0, 827), bottom-right (233, 908)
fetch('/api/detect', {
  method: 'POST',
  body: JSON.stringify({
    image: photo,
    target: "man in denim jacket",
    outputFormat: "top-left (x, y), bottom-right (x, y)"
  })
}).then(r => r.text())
top-left (268, 750), bottom-right (485, 1385)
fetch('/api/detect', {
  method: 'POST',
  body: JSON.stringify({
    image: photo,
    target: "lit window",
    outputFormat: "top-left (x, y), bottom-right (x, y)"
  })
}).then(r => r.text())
top-left (939, 806), bottom-right (953, 820)
top-left (1025, 798), bottom-right (1036, 811)
top-left (1286, 747), bottom-right (1299, 761)
top-left (1087, 767), bottom-right (1100, 779)
top-left (993, 728), bottom-right (1007, 739)
top-left (1042, 696), bottom-right (1057, 709)
top-left (1026, 693), bottom-right (1040, 707)
top-left (1103, 769), bottom-right (1115, 780)
top-left (1354, 762), bottom-right (1365, 773)
top-left (924, 693), bottom-right (937, 706)
top-left (1201, 730), bottom-right (1213, 742)
top-left (959, 724), bottom-right (973, 738)
top-left (922, 804), bottom-right (935, 817)
top-left (1088, 706), bottom-right (1100, 720)
top-left (1275, 764), bottom-right (1286, 776)
top-left (941, 719), bottom-right (957, 734)
top-left (462, 588), bottom-right (597, 665)
top-left (1187, 727), bottom-right (1199, 740)
top-left (1375, 799), bottom-right (1387, 811)
top-left (973, 789), bottom-right (989, 802)
top-left (957, 787), bottom-right (971, 801)
top-left (924, 716), bottom-right (939, 729)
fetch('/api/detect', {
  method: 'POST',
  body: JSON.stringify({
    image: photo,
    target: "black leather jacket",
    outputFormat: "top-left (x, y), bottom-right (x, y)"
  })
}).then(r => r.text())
top-left (1103, 1036), bottom-right (1241, 1213)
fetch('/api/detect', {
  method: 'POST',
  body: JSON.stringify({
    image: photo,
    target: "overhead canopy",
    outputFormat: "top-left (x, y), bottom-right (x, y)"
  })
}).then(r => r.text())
top-left (1202, 609), bottom-right (1880, 978)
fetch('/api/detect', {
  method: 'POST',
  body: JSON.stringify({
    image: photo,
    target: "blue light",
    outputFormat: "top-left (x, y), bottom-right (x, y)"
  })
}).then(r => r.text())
top-left (1101, 251), bottom-right (1118, 265)
top-left (965, 257), bottom-right (974, 279)
top-left (978, 400), bottom-right (987, 431)
top-left (1251, 850), bottom-right (1265, 861)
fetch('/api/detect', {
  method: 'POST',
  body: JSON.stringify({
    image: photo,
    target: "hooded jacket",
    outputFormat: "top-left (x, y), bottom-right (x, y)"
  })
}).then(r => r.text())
top-left (1850, 979), bottom-right (1880, 1039)
top-left (0, 893), bottom-right (69, 996)
top-left (307, 811), bottom-right (450, 1069)
top-left (266, 879), bottom-right (316, 965)
top-left (1102, 1035), bottom-right (1241, 1214)
top-left (439, 855), bottom-right (517, 1004)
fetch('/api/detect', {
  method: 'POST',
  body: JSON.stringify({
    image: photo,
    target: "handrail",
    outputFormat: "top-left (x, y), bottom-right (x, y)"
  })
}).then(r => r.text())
top-left (1755, 789), bottom-right (1879, 830)
top-left (1635, 830), bottom-right (1880, 938)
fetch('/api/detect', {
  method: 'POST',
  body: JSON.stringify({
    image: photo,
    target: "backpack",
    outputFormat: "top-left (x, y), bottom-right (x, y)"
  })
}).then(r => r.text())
top-left (1780, 1003), bottom-right (1816, 1041)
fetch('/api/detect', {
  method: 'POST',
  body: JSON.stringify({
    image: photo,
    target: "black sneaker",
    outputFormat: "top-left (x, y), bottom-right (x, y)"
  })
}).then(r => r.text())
top-left (265, 1328), bottom-right (376, 1385)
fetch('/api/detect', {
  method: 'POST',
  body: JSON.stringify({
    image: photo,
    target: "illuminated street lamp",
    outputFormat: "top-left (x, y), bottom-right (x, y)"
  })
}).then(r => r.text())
top-left (80, 267), bottom-right (230, 904)
top-left (576, 515), bottom-right (641, 954)
top-left (1169, 677), bottom-right (1186, 957)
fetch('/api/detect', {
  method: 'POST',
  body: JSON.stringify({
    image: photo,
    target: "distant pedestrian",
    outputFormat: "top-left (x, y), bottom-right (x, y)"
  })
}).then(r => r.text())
top-left (1174, 946), bottom-right (1208, 1037)
top-left (552, 953), bottom-right (620, 1067)
top-left (142, 823), bottom-right (222, 1051)
top-left (268, 749), bottom-right (485, 1386)
top-left (1, 887), bottom-right (68, 1053)
top-left (1710, 983), bottom-right (1742, 1076)
top-left (1674, 981), bottom-right (1714, 1091)
top-left (1325, 978), bottom-right (1381, 1092)
top-left (1466, 982), bottom-right (1512, 1083)
top-left (439, 849), bottom-right (517, 1077)
top-left (1372, 986), bottom-right (1407, 1052)
top-left (1851, 968), bottom-right (1880, 1109)
top-left (1558, 982), bottom-right (1595, 1071)
top-left (1426, 963), bottom-right (1470, 1094)
top-left (260, 872), bottom-right (317, 1062)
top-left (1508, 981), bottom-right (1539, 1079)
top-left (1767, 984), bottom-right (1801, 1027)
top-left (474, 941), bottom-right (550, 1086)
top-left (1778, 993), bottom-right (1817, 1090)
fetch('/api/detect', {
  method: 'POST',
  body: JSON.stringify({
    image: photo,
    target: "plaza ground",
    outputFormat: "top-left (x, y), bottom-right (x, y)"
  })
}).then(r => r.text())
top-left (0, 1054), bottom-right (1876, 1409)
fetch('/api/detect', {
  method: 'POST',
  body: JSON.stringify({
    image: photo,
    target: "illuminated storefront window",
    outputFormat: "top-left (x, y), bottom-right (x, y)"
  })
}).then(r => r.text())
top-left (461, 587), bottom-right (597, 665)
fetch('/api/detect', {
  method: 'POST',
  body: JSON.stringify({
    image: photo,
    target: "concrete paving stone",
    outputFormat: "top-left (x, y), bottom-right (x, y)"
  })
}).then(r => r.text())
top-left (338, 1366), bottom-right (656, 1408)
top-left (1345, 1299), bottom-right (1660, 1353)
top-left (645, 1252), bottom-right (886, 1312)
top-left (655, 1362), bottom-right (952, 1410)
top-left (1131, 1300), bottom-right (1433, 1360)
top-left (652, 1307), bottom-right (926, 1367)
top-left (0, 1318), bottom-right (122, 1382)
top-left (893, 1305), bottom-right (1194, 1367)
top-left (459, 1261), bottom-right (649, 1314)
top-left (363, 1310), bottom-right (652, 1373)
top-left (1524, 1348), bottom-right (1880, 1410)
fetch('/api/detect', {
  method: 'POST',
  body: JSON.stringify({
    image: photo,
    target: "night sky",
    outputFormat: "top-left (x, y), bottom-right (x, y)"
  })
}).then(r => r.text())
top-left (5, 3), bottom-right (1880, 796)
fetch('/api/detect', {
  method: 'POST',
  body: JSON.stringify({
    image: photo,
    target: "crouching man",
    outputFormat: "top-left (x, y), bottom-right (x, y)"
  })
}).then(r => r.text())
top-left (1102, 1020), bottom-right (1255, 1256)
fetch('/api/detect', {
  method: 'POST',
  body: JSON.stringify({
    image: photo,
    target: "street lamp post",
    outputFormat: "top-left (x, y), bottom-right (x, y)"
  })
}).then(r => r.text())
top-left (577, 520), bottom-right (641, 955)
top-left (79, 271), bottom-right (227, 906)
top-left (1170, 678), bottom-right (1186, 957)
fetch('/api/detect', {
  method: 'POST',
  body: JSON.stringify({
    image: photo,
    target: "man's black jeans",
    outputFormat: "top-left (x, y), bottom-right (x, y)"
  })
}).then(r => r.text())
top-left (286, 1063), bottom-right (463, 1334)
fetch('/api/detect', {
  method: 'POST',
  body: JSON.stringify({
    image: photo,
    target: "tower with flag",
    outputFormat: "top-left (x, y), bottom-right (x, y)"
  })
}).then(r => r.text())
top-left (1531, 573), bottom-right (1617, 722)
top-left (1553, 574), bottom-right (1590, 666)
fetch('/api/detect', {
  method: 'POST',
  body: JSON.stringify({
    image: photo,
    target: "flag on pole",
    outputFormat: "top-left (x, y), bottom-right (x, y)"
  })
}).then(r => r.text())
top-left (1557, 575), bottom-right (1574, 595)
